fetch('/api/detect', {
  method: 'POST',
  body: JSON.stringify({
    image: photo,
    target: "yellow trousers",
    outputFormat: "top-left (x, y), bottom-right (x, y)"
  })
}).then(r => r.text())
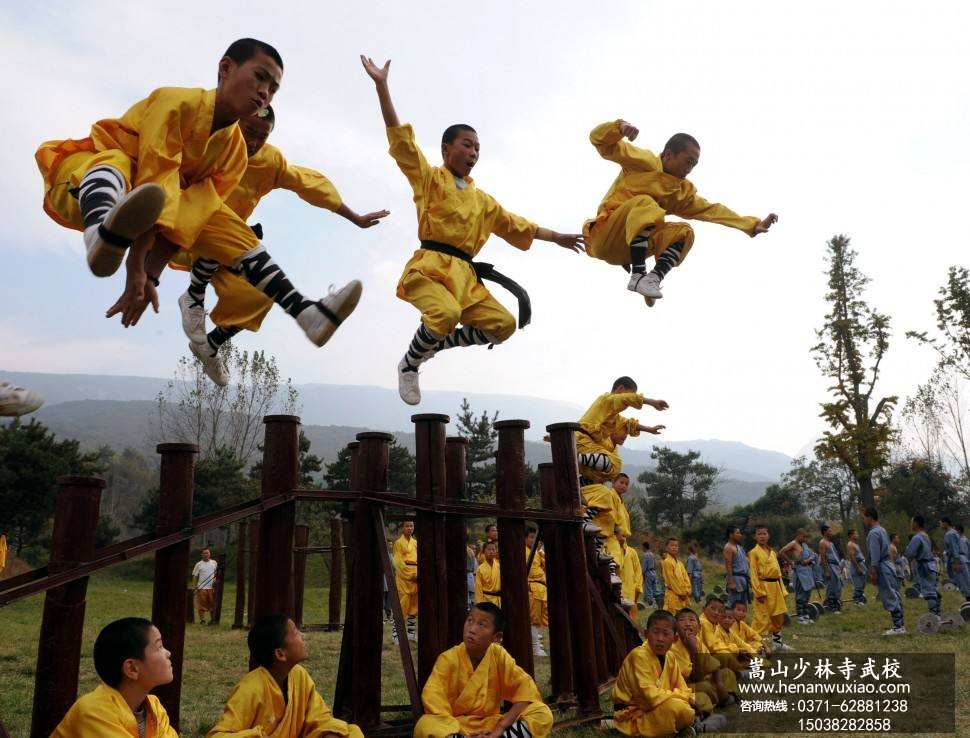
top-left (397, 574), bottom-right (419, 616)
top-left (615, 697), bottom-right (695, 738)
top-left (752, 606), bottom-right (785, 637)
top-left (397, 251), bottom-right (516, 341)
top-left (576, 435), bottom-right (622, 486)
top-left (585, 195), bottom-right (696, 268)
top-left (663, 591), bottom-right (692, 612)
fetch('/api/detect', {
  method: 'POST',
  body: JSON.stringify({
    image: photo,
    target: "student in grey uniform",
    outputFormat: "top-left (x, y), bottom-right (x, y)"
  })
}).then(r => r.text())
top-left (846, 529), bottom-right (868, 605)
top-left (863, 507), bottom-right (905, 635)
top-left (687, 544), bottom-right (703, 602)
top-left (941, 517), bottom-right (970, 597)
top-left (780, 529), bottom-right (818, 625)
top-left (466, 542), bottom-right (478, 607)
top-left (819, 525), bottom-right (843, 613)
top-left (904, 515), bottom-right (940, 616)
top-left (641, 541), bottom-right (657, 606)
top-left (723, 526), bottom-right (751, 608)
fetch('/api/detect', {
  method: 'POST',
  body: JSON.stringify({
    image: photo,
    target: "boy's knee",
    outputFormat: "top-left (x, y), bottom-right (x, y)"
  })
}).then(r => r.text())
top-left (489, 312), bottom-right (516, 343)
top-left (424, 303), bottom-right (462, 336)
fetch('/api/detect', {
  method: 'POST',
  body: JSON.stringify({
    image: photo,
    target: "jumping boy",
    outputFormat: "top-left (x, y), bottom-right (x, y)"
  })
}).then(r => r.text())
top-left (415, 602), bottom-right (553, 738)
top-left (207, 613), bottom-right (363, 738)
top-left (36, 39), bottom-right (362, 346)
top-left (584, 119), bottom-right (777, 306)
top-left (51, 617), bottom-right (176, 737)
top-left (360, 55), bottom-right (585, 405)
top-left (175, 105), bottom-right (389, 385)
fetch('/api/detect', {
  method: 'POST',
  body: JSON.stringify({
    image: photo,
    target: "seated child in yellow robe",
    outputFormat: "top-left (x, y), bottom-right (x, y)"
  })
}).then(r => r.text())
top-left (415, 602), bottom-right (553, 738)
top-left (728, 600), bottom-right (769, 655)
top-left (207, 613), bottom-right (363, 738)
top-left (671, 608), bottom-right (737, 711)
top-left (51, 617), bottom-right (177, 738)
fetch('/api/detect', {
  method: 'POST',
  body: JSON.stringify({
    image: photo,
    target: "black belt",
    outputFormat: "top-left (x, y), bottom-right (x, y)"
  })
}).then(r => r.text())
top-left (483, 590), bottom-right (501, 596)
top-left (762, 578), bottom-right (780, 582)
top-left (420, 240), bottom-right (532, 328)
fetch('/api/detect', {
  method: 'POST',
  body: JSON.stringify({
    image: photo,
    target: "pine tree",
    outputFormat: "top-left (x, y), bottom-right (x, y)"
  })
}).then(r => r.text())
top-left (456, 398), bottom-right (499, 501)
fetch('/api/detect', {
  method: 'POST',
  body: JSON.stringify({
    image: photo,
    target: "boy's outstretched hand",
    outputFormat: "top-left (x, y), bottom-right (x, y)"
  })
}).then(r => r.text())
top-left (361, 55), bottom-right (390, 83)
top-left (354, 209), bottom-right (390, 228)
top-left (752, 213), bottom-right (778, 236)
top-left (643, 424), bottom-right (666, 435)
top-left (551, 231), bottom-right (586, 253)
top-left (618, 121), bottom-right (639, 141)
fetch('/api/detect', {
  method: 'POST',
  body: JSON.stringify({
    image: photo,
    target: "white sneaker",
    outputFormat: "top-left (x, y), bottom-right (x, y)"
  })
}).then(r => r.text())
top-left (189, 341), bottom-right (229, 387)
top-left (610, 573), bottom-right (623, 586)
top-left (398, 358), bottom-right (421, 405)
top-left (773, 639), bottom-right (794, 652)
top-left (882, 626), bottom-right (906, 636)
top-left (0, 382), bottom-right (45, 416)
top-left (407, 631), bottom-right (418, 642)
top-left (178, 292), bottom-right (208, 344)
top-left (297, 280), bottom-right (363, 346)
top-left (696, 714), bottom-right (727, 733)
top-left (583, 521), bottom-right (603, 535)
top-left (84, 183), bottom-right (165, 278)
top-left (627, 272), bottom-right (663, 299)
top-left (797, 616), bottom-right (812, 625)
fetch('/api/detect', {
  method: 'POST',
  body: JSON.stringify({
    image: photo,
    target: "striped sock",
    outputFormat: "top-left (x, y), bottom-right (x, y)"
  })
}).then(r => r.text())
top-left (578, 452), bottom-right (612, 472)
top-left (77, 166), bottom-right (126, 229)
top-left (237, 246), bottom-right (313, 318)
top-left (402, 324), bottom-right (444, 372)
top-left (434, 325), bottom-right (492, 352)
top-left (206, 325), bottom-right (241, 356)
top-left (629, 226), bottom-right (654, 274)
top-left (187, 258), bottom-right (220, 309)
top-left (650, 242), bottom-right (685, 281)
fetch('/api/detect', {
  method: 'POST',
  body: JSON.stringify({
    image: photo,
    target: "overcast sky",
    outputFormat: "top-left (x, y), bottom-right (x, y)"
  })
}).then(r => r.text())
top-left (2, 1), bottom-right (967, 457)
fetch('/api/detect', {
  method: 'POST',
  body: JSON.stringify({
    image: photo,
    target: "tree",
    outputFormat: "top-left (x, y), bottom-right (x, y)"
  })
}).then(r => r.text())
top-left (0, 419), bottom-right (102, 555)
top-left (908, 266), bottom-right (970, 381)
top-left (153, 344), bottom-right (298, 463)
top-left (737, 483), bottom-right (804, 519)
top-left (96, 446), bottom-right (158, 537)
top-left (881, 458), bottom-right (968, 523)
top-left (456, 398), bottom-right (499, 501)
top-left (780, 455), bottom-right (856, 526)
top-left (811, 235), bottom-right (897, 510)
top-left (250, 431), bottom-right (325, 488)
top-left (324, 445), bottom-right (352, 491)
top-left (321, 438), bottom-right (415, 493)
top-left (900, 368), bottom-right (969, 483)
top-left (637, 446), bottom-right (719, 530)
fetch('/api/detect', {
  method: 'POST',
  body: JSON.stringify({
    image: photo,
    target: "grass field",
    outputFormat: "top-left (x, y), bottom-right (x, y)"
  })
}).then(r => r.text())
top-left (1, 555), bottom-right (966, 737)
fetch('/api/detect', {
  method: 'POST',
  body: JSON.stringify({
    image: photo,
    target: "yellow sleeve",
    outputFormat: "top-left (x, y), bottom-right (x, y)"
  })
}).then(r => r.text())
top-left (482, 193), bottom-right (537, 251)
top-left (421, 651), bottom-right (460, 717)
top-left (150, 697), bottom-right (180, 738)
top-left (273, 149), bottom-right (343, 212)
top-left (748, 548), bottom-right (766, 598)
top-left (589, 120), bottom-right (660, 172)
top-left (301, 672), bottom-right (355, 737)
top-left (661, 557), bottom-right (688, 596)
top-left (678, 192), bottom-right (759, 234)
top-left (386, 123), bottom-right (432, 191)
top-left (606, 392), bottom-right (646, 415)
top-left (475, 568), bottom-right (484, 601)
top-left (625, 652), bottom-right (678, 711)
top-left (205, 677), bottom-right (264, 738)
top-left (498, 647), bottom-right (543, 704)
top-left (392, 538), bottom-right (404, 570)
top-left (619, 414), bottom-right (641, 439)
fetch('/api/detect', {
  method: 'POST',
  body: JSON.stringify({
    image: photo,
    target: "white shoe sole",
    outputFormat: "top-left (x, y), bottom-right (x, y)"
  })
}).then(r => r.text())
top-left (628, 274), bottom-right (663, 299)
top-left (0, 388), bottom-right (45, 417)
top-left (179, 292), bottom-right (208, 344)
top-left (303, 280), bottom-right (363, 346)
top-left (85, 183), bottom-right (165, 278)
top-left (189, 341), bottom-right (229, 387)
top-left (398, 360), bottom-right (421, 405)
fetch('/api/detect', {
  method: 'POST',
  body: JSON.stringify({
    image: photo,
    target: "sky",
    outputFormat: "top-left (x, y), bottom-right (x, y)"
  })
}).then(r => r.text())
top-left (1, 1), bottom-right (968, 457)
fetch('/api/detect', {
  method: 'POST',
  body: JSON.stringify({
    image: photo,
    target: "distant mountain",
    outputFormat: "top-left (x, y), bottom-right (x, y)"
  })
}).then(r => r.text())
top-left (8, 370), bottom-right (791, 501)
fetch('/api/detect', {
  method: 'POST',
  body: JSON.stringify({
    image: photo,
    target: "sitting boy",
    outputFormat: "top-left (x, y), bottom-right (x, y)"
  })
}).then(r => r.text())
top-left (416, 602), bottom-right (553, 738)
top-left (670, 609), bottom-right (737, 713)
top-left (584, 119), bottom-right (777, 306)
top-left (207, 613), bottom-right (362, 738)
top-left (51, 617), bottom-right (177, 737)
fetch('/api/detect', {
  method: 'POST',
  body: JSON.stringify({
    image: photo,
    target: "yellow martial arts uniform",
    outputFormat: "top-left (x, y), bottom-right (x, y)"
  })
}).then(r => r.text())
top-left (173, 142), bottom-right (345, 332)
top-left (392, 534), bottom-right (419, 616)
top-left (667, 640), bottom-right (718, 715)
top-left (749, 544), bottom-right (788, 636)
top-left (620, 543), bottom-right (643, 619)
top-left (729, 618), bottom-right (764, 653)
top-left (0, 534), bottom-right (6, 574)
top-left (387, 124), bottom-right (537, 342)
top-left (206, 664), bottom-right (362, 738)
top-left (37, 87), bottom-right (258, 264)
top-left (50, 683), bottom-right (176, 738)
top-left (475, 558), bottom-right (502, 606)
top-left (612, 644), bottom-right (696, 738)
top-left (699, 613), bottom-right (745, 672)
top-left (661, 555), bottom-right (692, 612)
top-left (583, 119), bottom-right (761, 269)
top-left (415, 643), bottom-right (553, 738)
top-left (526, 545), bottom-right (549, 627)
top-left (616, 496), bottom-right (632, 539)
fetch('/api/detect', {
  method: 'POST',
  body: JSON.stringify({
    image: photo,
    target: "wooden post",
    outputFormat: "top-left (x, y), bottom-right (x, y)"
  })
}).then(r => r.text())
top-left (412, 413), bottom-right (450, 687)
top-left (212, 552), bottom-right (226, 625)
top-left (253, 415), bottom-right (300, 630)
top-left (232, 521), bottom-right (247, 629)
top-left (186, 587), bottom-right (195, 624)
top-left (338, 432), bottom-right (393, 729)
top-left (247, 517), bottom-right (259, 626)
top-left (546, 422), bottom-right (600, 714)
top-left (444, 436), bottom-right (470, 646)
top-left (31, 476), bottom-right (104, 738)
top-left (333, 442), bottom-right (360, 718)
top-left (293, 524), bottom-right (310, 628)
top-left (494, 419), bottom-right (533, 676)
top-left (151, 442), bottom-right (198, 727)
top-left (539, 462), bottom-right (574, 701)
top-left (328, 513), bottom-right (343, 631)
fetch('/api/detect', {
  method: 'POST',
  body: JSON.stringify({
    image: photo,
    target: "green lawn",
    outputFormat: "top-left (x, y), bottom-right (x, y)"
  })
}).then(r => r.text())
top-left (1, 556), bottom-right (966, 737)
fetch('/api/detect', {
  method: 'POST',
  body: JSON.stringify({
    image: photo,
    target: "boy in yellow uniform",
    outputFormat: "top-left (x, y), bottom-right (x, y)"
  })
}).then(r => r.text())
top-left (577, 377), bottom-right (666, 589)
top-left (618, 532), bottom-right (644, 619)
top-left (613, 610), bottom-right (720, 737)
top-left (661, 538), bottom-right (692, 613)
top-left (360, 55), bottom-right (585, 405)
top-left (392, 520), bottom-right (419, 644)
top-left (525, 527), bottom-right (549, 656)
top-left (749, 525), bottom-right (792, 651)
top-left (476, 540), bottom-right (502, 606)
top-left (584, 119), bottom-right (778, 306)
top-left (670, 609), bottom-right (736, 714)
top-left (698, 596), bottom-right (748, 674)
top-left (416, 602), bottom-right (553, 738)
top-left (207, 613), bottom-right (362, 738)
top-left (51, 617), bottom-right (177, 738)
top-left (176, 105), bottom-right (390, 385)
top-left (37, 38), bottom-right (361, 345)
top-left (727, 601), bottom-right (768, 656)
